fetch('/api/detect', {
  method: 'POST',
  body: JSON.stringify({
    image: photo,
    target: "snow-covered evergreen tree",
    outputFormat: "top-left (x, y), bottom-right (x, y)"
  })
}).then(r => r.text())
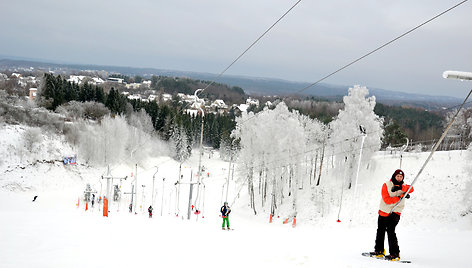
top-left (171, 125), bottom-right (190, 163)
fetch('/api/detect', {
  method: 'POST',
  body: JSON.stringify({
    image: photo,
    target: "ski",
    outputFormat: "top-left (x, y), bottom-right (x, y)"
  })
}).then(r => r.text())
top-left (362, 252), bottom-right (411, 263)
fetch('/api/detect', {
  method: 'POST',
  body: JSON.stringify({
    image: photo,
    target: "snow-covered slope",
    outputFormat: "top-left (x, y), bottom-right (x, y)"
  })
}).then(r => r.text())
top-left (1, 123), bottom-right (471, 268)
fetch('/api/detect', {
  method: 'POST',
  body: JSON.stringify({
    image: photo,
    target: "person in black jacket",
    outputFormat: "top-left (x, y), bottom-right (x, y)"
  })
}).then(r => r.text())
top-left (220, 202), bottom-right (231, 230)
top-left (148, 205), bottom-right (153, 218)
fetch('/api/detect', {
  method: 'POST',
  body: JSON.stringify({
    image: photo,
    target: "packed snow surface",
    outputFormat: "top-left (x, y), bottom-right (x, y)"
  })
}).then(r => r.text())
top-left (1, 124), bottom-right (472, 267)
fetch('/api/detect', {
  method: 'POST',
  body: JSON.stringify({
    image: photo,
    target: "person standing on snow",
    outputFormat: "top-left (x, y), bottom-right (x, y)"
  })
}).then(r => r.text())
top-left (148, 205), bottom-right (153, 218)
top-left (220, 202), bottom-right (231, 230)
top-left (371, 169), bottom-right (414, 261)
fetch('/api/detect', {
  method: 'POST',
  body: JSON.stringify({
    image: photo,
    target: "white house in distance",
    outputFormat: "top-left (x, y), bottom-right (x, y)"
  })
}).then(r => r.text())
top-left (107, 77), bottom-right (124, 83)
top-left (125, 83), bottom-right (142, 89)
top-left (148, 94), bottom-right (158, 102)
top-left (127, 94), bottom-right (141, 101)
top-left (142, 80), bottom-right (151, 87)
top-left (246, 97), bottom-right (259, 106)
top-left (67, 75), bottom-right (104, 85)
top-left (67, 75), bottom-right (86, 84)
top-left (162, 93), bottom-right (173, 102)
top-left (29, 88), bottom-right (37, 100)
top-left (91, 77), bottom-right (105, 85)
top-left (211, 99), bottom-right (228, 109)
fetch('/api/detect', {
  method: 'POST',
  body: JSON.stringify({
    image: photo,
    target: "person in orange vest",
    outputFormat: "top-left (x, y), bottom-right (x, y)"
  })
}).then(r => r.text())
top-left (371, 169), bottom-right (414, 261)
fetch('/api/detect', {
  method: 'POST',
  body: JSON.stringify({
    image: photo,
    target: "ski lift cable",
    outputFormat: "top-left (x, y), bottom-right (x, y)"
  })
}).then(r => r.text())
top-left (295, 0), bottom-right (468, 95)
top-left (201, 0), bottom-right (303, 92)
top-left (231, 0), bottom-right (468, 127)
top-left (151, 0), bottom-right (303, 134)
top-left (390, 87), bottom-right (472, 213)
top-left (109, 0), bottom-right (469, 187)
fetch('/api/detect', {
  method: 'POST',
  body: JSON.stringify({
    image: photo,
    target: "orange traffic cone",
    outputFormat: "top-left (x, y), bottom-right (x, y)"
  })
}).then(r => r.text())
top-left (85, 202), bottom-right (88, 211)
top-left (283, 218), bottom-right (289, 224)
top-left (269, 214), bottom-right (273, 223)
top-left (292, 217), bottom-right (297, 228)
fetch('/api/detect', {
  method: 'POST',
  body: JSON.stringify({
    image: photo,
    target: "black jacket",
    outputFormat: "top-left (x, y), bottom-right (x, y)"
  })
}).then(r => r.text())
top-left (220, 205), bottom-right (231, 217)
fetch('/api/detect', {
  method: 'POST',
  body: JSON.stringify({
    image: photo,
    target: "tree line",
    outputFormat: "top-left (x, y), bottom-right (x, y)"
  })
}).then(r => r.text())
top-left (38, 73), bottom-right (451, 153)
top-left (38, 73), bottom-right (237, 160)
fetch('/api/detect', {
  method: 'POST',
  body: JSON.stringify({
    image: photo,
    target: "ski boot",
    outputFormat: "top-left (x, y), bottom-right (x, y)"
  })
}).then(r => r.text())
top-left (370, 249), bottom-right (385, 258)
top-left (385, 253), bottom-right (400, 261)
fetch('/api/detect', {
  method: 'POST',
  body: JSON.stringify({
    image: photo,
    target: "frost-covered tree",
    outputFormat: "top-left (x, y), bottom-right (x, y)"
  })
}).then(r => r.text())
top-left (329, 85), bottom-right (383, 189)
top-left (77, 115), bottom-right (129, 165)
top-left (443, 107), bottom-right (472, 150)
top-left (74, 112), bottom-right (169, 166)
top-left (232, 102), bottom-right (325, 216)
top-left (128, 109), bottom-right (154, 134)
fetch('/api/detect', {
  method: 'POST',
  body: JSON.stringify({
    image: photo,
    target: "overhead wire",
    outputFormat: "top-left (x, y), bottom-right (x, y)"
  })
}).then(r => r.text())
top-left (110, 0), bottom-right (470, 182)
top-left (236, 0), bottom-right (469, 126)
top-left (151, 0), bottom-right (303, 134)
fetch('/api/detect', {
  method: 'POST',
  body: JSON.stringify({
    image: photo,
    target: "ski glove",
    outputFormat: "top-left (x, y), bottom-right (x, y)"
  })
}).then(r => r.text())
top-left (404, 194), bottom-right (410, 199)
top-left (391, 185), bottom-right (402, 192)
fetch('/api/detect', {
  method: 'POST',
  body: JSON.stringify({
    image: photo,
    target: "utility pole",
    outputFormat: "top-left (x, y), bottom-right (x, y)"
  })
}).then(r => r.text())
top-left (225, 153), bottom-right (232, 202)
top-left (141, 185), bottom-right (146, 211)
top-left (176, 163), bottom-right (182, 215)
top-left (134, 164), bottom-right (138, 213)
top-left (161, 177), bottom-right (165, 216)
top-left (124, 185), bottom-right (134, 212)
top-left (152, 167), bottom-right (158, 207)
top-left (353, 125), bottom-right (367, 199)
top-left (194, 88), bottom-right (205, 211)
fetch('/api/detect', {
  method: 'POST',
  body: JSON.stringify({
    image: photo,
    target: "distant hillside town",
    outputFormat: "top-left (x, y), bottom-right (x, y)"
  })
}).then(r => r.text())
top-left (0, 69), bottom-right (264, 117)
top-left (1, 63), bottom-right (467, 149)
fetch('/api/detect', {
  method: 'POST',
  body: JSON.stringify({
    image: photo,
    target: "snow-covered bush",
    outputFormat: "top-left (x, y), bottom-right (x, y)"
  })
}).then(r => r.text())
top-left (23, 127), bottom-right (42, 153)
top-left (0, 93), bottom-right (64, 132)
top-left (56, 101), bottom-right (110, 120)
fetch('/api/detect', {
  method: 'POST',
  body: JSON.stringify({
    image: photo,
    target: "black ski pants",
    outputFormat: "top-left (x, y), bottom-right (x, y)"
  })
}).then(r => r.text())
top-left (374, 213), bottom-right (400, 255)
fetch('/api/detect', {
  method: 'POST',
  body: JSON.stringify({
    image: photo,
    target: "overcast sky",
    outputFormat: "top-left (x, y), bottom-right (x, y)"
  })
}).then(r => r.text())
top-left (1, 0), bottom-right (471, 98)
